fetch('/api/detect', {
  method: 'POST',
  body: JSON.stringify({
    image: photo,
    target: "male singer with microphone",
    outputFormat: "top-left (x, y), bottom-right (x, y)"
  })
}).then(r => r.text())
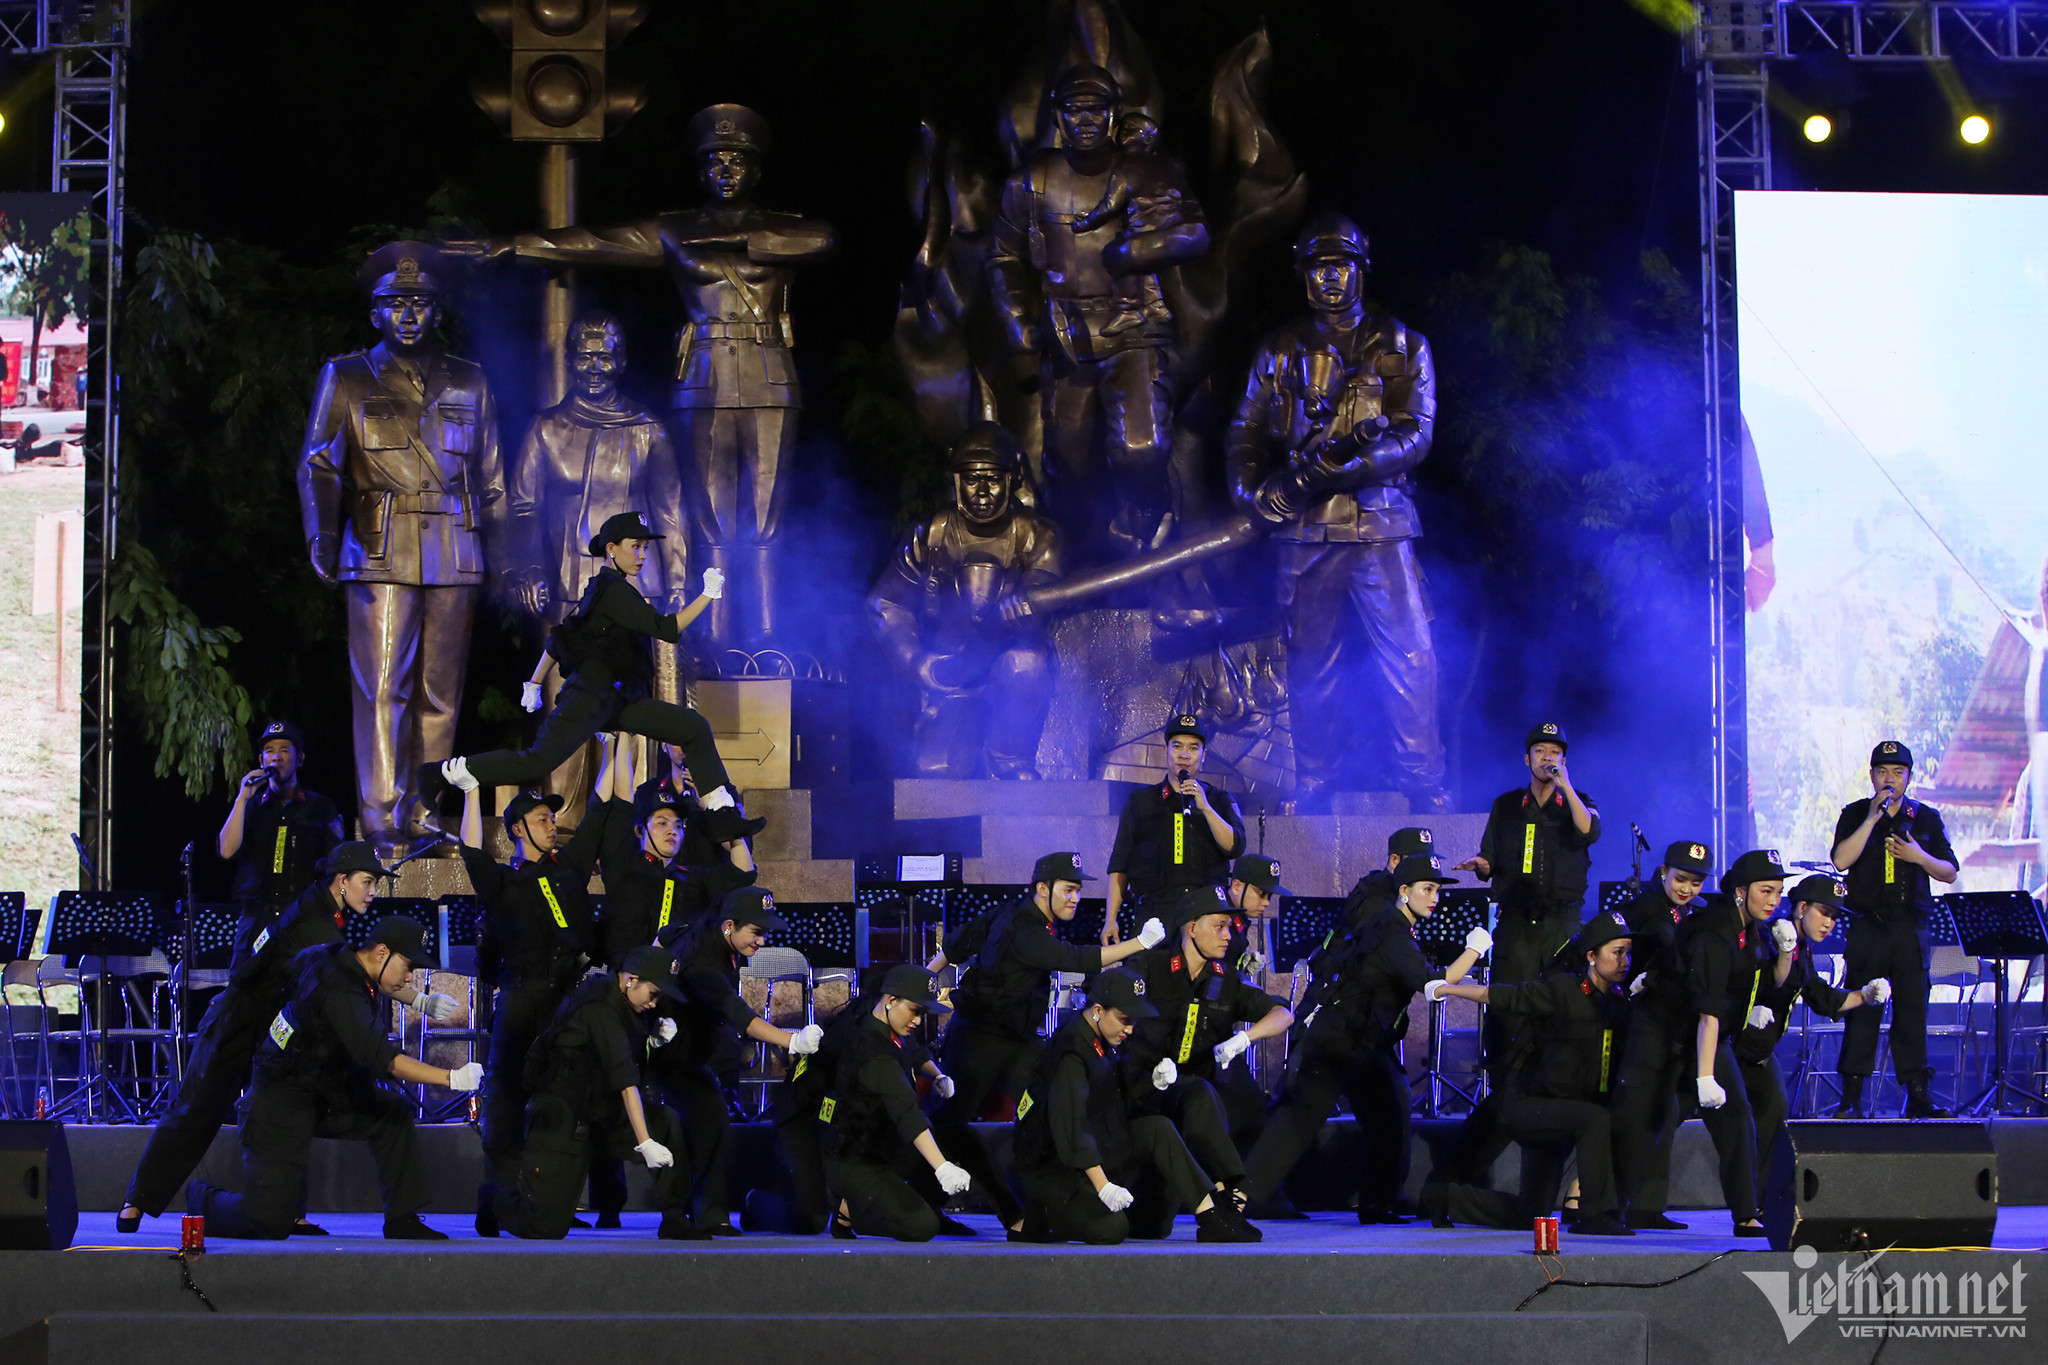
top-left (1103, 713), bottom-right (1247, 943)
top-left (217, 720), bottom-right (345, 915)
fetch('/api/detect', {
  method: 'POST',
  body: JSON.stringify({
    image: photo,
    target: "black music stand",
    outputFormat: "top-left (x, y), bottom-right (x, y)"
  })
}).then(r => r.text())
top-left (1415, 890), bottom-right (1493, 1116)
top-left (168, 902), bottom-right (241, 1080)
top-left (44, 892), bottom-right (171, 1122)
top-left (1949, 891), bottom-right (2048, 1117)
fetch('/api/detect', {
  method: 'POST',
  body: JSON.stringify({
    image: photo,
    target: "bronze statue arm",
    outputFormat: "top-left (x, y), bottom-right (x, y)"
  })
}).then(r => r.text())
top-left (456, 222), bottom-right (668, 269)
top-left (471, 386), bottom-right (512, 578)
top-left (1302, 334), bottom-right (1437, 492)
top-left (987, 179), bottom-right (1044, 355)
top-left (297, 360), bottom-right (350, 585)
top-left (1223, 348), bottom-right (1282, 520)
top-left (1103, 219), bottom-right (1209, 278)
top-left (747, 219), bottom-right (836, 264)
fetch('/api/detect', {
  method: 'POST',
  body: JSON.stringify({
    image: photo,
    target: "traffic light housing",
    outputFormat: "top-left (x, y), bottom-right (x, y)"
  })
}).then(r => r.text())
top-left (472, 1), bottom-right (650, 142)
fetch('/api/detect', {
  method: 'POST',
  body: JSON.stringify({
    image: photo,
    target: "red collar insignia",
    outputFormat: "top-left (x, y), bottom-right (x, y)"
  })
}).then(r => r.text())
top-left (1092, 1038), bottom-right (1105, 1058)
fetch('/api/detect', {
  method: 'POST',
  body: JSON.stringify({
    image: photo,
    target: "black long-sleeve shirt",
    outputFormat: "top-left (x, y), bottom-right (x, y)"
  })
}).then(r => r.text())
top-left (1488, 972), bottom-right (1628, 1103)
top-left (1833, 797), bottom-right (1955, 924)
top-left (1107, 778), bottom-right (1246, 902)
top-left (1620, 882), bottom-right (1689, 1024)
top-left (1476, 784), bottom-right (1601, 916)
top-left (594, 796), bottom-right (756, 970)
top-left (463, 805), bottom-right (603, 990)
top-left (226, 784), bottom-right (341, 907)
top-left (1676, 900), bottom-right (1769, 1034)
top-left (227, 882), bottom-right (349, 1010)
top-left (1121, 947), bottom-right (1282, 1083)
top-left (251, 943), bottom-right (400, 1093)
top-left (1013, 1013), bottom-right (1132, 1176)
top-left (822, 1011), bottom-right (931, 1166)
top-left (1303, 904), bottom-right (1434, 1049)
top-left (952, 899), bottom-right (1107, 1041)
top-left (548, 563), bottom-right (682, 696)
top-left (1736, 946), bottom-right (1854, 1065)
top-left (529, 974), bottom-right (649, 1126)
top-left (653, 915), bottom-right (760, 1075)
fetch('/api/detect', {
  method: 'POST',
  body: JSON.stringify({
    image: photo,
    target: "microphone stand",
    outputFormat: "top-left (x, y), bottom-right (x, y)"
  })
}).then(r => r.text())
top-left (1626, 823), bottom-right (1651, 899)
top-left (176, 841), bottom-right (195, 1079)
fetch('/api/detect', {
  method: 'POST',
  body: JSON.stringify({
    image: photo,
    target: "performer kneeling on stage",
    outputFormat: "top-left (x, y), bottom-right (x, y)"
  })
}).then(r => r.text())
top-left (818, 965), bottom-right (976, 1241)
top-left (121, 842), bottom-right (454, 1233)
top-left (480, 945), bottom-right (699, 1240)
top-left (190, 915), bottom-right (481, 1240)
top-left (418, 510), bottom-right (743, 825)
top-left (1423, 912), bottom-right (1635, 1237)
top-left (1009, 968), bottom-right (1260, 1244)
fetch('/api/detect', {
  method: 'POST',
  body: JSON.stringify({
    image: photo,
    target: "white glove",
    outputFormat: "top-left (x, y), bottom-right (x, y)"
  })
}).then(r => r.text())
top-left (520, 681), bottom-right (543, 713)
top-left (1423, 979), bottom-right (1447, 1003)
top-left (1746, 1005), bottom-right (1775, 1030)
top-left (1464, 927), bottom-right (1493, 955)
top-left (788, 1023), bottom-right (823, 1056)
top-left (1864, 977), bottom-right (1892, 1006)
top-left (419, 992), bottom-right (461, 1023)
top-left (1629, 972), bottom-right (1649, 997)
top-left (1697, 1075), bottom-right (1727, 1110)
top-left (701, 567), bottom-right (725, 600)
top-left (1136, 917), bottom-right (1166, 949)
top-left (1770, 919), bottom-right (1797, 954)
top-left (649, 1017), bottom-right (678, 1048)
top-left (447, 1061), bottom-right (484, 1092)
top-left (1097, 1181), bottom-right (1134, 1212)
top-left (935, 1161), bottom-right (972, 1196)
top-left (1151, 1058), bottom-right (1177, 1091)
top-left (443, 756), bottom-right (480, 793)
top-left (635, 1138), bottom-right (674, 1170)
top-left (930, 1071), bottom-right (956, 1099)
top-left (1213, 1032), bottom-right (1252, 1070)
top-left (1237, 948), bottom-right (1266, 975)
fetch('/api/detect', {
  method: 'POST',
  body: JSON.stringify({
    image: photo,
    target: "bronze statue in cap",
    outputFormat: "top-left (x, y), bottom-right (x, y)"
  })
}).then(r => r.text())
top-left (867, 423), bottom-right (1063, 778)
top-left (446, 104), bottom-right (835, 653)
top-left (1225, 213), bottom-right (1445, 812)
top-left (297, 241), bottom-right (506, 853)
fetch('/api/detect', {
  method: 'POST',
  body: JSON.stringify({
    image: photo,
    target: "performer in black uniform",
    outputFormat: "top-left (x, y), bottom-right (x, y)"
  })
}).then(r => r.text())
top-left (1425, 911), bottom-right (1636, 1236)
top-left (216, 719), bottom-right (344, 912)
top-left (481, 945), bottom-right (701, 1240)
top-left (119, 842), bottom-right (452, 1232)
top-left (1241, 854), bottom-right (1486, 1219)
top-left (1119, 884), bottom-right (1293, 1206)
top-left (594, 744), bottom-right (761, 971)
top-left (1009, 968), bottom-right (1260, 1244)
top-left (1738, 875), bottom-right (1888, 1179)
top-left (819, 965), bottom-right (977, 1241)
top-left (1829, 740), bottom-right (1958, 1117)
top-left (1610, 838), bottom-right (1713, 1229)
top-left (651, 886), bottom-right (822, 1235)
top-left (420, 511), bottom-right (739, 819)
top-left (1103, 714), bottom-right (1246, 943)
top-left (190, 916), bottom-right (480, 1240)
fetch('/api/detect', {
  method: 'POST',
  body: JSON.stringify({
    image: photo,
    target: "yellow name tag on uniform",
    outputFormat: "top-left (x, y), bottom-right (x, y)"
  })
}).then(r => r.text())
top-left (818, 1096), bottom-right (835, 1123)
top-left (1173, 812), bottom-right (1185, 865)
top-left (1599, 1029), bottom-right (1611, 1093)
top-left (272, 825), bottom-right (289, 875)
top-left (251, 927), bottom-right (271, 955)
top-left (268, 1012), bottom-right (294, 1050)
top-left (1884, 846), bottom-right (1895, 884)
top-left (1522, 824), bottom-right (1536, 875)
top-left (1177, 1004), bottom-right (1200, 1064)
top-left (537, 876), bottom-right (568, 929)
top-left (658, 880), bottom-right (676, 930)
top-left (1014, 1089), bottom-right (1034, 1119)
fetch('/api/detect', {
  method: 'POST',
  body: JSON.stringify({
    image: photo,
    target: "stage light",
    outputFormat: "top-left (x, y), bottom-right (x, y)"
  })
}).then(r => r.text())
top-left (1802, 113), bottom-right (1832, 143)
top-left (1960, 114), bottom-right (1991, 144)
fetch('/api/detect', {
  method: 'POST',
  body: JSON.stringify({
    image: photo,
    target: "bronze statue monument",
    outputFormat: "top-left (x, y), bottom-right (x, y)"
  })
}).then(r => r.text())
top-left (868, 423), bottom-right (1064, 779)
top-left (447, 103), bottom-right (835, 655)
top-left (297, 242), bottom-right (506, 853)
top-left (1225, 214), bottom-right (1447, 811)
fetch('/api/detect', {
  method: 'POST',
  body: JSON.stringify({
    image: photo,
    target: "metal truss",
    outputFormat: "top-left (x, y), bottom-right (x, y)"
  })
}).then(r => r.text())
top-left (3, 2), bottom-right (130, 883)
top-left (1780, 2), bottom-right (2048, 61)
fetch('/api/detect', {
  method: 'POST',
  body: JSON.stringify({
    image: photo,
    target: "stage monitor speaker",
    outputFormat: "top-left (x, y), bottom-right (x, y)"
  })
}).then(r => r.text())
top-left (0, 1121), bottom-right (77, 1250)
top-left (1763, 1119), bottom-right (1995, 1252)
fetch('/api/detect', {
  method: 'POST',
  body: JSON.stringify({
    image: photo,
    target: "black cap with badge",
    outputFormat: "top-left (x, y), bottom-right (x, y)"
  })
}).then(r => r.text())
top-left (879, 963), bottom-right (952, 1014)
top-left (1164, 712), bottom-right (1208, 745)
top-left (1387, 827), bottom-right (1435, 859)
top-left (1720, 848), bottom-right (1790, 894)
top-left (1393, 853), bottom-right (1458, 887)
top-left (1575, 911), bottom-right (1632, 955)
top-left (369, 914), bottom-right (438, 969)
top-left (256, 720), bottom-right (305, 755)
top-left (1031, 851), bottom-right (1096, 886)
top-left (1789, 874), bottom-right (1848, 911)
top-left (588, 510), bottom-right (666, 557)
top-left (503, 790), bottom-right (565, 832)
top-left (1525, 721), bottom-right (1569, 753)
top-left (1663, 840), bottom-right (1712, 876)
top-left (1087, 967), bottom-right (1159, 1020)
top-left (620, 945), bottom-right (688, 1001)
top-left (1231, 854), bottom-right (1286, 896)
top-left (720, 885), bottom-right (786, 934)
top-left (320, 841), bottom-right (399, 882)
top-left (1870, 739), bottom-right (1914, 769)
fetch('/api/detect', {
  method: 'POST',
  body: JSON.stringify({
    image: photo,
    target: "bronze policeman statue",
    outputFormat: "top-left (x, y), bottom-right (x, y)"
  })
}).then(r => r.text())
top-left (446, 104), bottom-right (835, 652)
top-left (507, 312), bottom-right (691, 815)
top-left (867, 423), bottom-right (1064, 779)
top-left (1225, 214), bottom-right (1448, 813)
top-left (297, 242), bottom-right (506, 853)
top-left (988, 64), bottom-right (1209, 560)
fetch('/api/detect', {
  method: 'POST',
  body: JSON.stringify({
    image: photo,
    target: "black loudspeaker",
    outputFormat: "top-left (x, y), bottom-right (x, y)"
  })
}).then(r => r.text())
top-left (1763, 1119), bottom-right (1996, 1252)
top-left (0, 1121), bottom-right (78, 1250)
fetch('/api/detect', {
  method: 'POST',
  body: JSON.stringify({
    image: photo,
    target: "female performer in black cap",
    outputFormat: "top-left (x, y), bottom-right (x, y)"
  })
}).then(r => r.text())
top-left (419, 511), bottom-right (743, 821)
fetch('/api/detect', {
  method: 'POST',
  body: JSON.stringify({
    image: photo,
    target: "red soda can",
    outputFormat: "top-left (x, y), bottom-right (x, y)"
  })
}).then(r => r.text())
top-left (1534, 1215), bottom-right (1560, 1254)
top-left (181, 1215), bottom-right (205, 1253)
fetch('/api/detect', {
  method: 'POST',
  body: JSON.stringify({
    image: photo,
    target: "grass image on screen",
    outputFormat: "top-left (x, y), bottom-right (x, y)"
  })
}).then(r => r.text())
top-left (0, 193), bottom-right (92, 908)
top-left (1736, 190), bottom-right (2048, 889)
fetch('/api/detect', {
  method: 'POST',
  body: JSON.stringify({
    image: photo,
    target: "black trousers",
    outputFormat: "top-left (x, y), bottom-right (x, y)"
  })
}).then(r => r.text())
top-left (650, 1062), bottom-right (734, 1227)
top-left (929, 1024), bottom-right (1033, 1226)
top-left (746, 1104), bottom-right (830, 1235)
top-left (494, 1095), bottom-right (688, 1240)
top-left (482, 984), bottom-right (567, 1180)
top-left (1839, 916), bottom-right (1932, 1083)
top-left (1741, 1053), bottom-right (1790, 1194)
top-left (829, 1154), bottom-right (942, 1242)
top-left (197, 1082), bottom-right (424, 1239)
top-left (1130, 1073), bottom-right (1245, 1185)
top-left (467, 680), bottom-right (731, 797)
top-left (1017, 1115), bottom-right (1213, 1244)
top-left (1484, 900), bottom-right (1583, 1073)
top-left (1433, 1094), bottom-right (1616, 1227)
top-left (1611, 1009), bottom-right (1686, 1215)
top-left (1648, 1037), bottom-right (1758, 1221)
top-left (1240, 1027), bottom-right (1383, 1205)
top-left (124, 985), bottom-right (266, 1216)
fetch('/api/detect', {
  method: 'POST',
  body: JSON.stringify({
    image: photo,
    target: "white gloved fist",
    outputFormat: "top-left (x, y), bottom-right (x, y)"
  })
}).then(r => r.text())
top-left (788, 1023), bottom-right (824, 1056)
top-left (1746, 1005), bottom-right (1776, 1030)
top-left (649, 1017), bottom-right (678, 1048)
top-left (1213, 1032), bottom-right (1252, 1070)
top-left (1097, 1181), bottom-right (1135, 1212)
top-left (701, 567), bottom-right (725, 600)
top-left (930, 1071), bottom-right (956, 1099)
top-left (1770, 919), bottom-right (1798, 954)
top-left (520, 681), bottom-right (543, 713)
top-left (443, 756), bottom-right (480, 794)
top-left (420, 992), bottom-right (461, 1023)
top-left (635, 1138), bottom-right (674, 1171)
top-left (1465, 926), bottom-right (1493, 955)
top-left (1423, 979), bottom-right (1448, 1003)
top-left (1864, 977), bottom-right (1893, 1006)
top-left (1237, 948), bottom-right (1266, 975)
top-left (447, 1061), bottom-right (484, 1092)
top-left (1136, 917), bottom-right (1166, 949)
top-left (1629, 972), bottom-right (1649, 998)
top-left (1151, 1058), bottom-right (1177, 1091)
top-left (935, 1161), bottom-right (972, 1196)
top-left (1697, 1075), bottom-right (1728, 1110)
